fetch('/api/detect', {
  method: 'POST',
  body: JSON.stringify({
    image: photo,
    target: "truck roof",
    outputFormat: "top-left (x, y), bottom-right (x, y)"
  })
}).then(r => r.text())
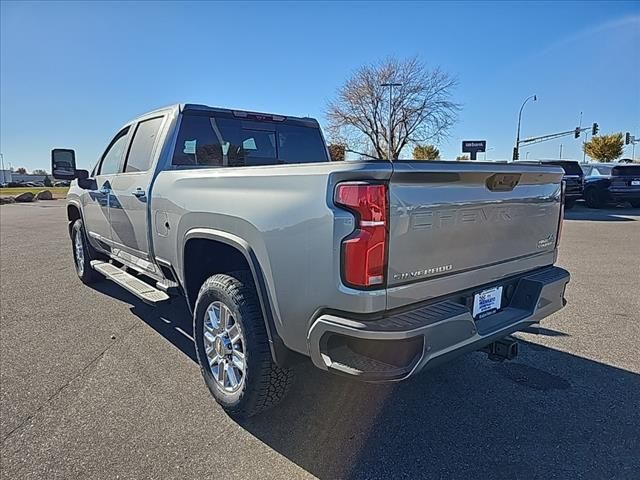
top-left (182, 103), bottom-right (319, 124)
top-left (126, 103), bottom-right (320, 128)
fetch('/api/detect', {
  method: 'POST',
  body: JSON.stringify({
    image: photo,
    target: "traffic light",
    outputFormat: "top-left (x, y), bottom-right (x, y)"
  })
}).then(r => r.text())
top-left (574, 127), bottom-right (581, 139)
top-left (592, 123), bottom-right (599, 136)
top-left (512, 147), bottom-right (519, 160)
top-left (626, 132), bottom-right (631, 145)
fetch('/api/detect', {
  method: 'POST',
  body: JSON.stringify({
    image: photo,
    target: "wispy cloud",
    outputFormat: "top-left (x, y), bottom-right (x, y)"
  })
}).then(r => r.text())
top-left (534, 15), bottom-right (640, 59)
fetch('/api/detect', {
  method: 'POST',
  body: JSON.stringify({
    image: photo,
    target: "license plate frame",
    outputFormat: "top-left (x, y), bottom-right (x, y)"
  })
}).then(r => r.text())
top-left (472, 286), bottom-right (503, 319)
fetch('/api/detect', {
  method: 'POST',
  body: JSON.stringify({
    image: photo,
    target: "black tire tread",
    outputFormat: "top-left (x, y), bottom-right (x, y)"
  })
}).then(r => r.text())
top-left (584, 189), bottom-right (604, 209)
top-left (71, 219), bottom-right (101, 285)
top-left (194, 272), bottom-right (293, 418)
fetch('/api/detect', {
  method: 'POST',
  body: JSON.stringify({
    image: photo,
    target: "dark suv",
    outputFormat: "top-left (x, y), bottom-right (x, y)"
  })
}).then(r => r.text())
top-left (515, 160), bottom-right (584, 209)
top-left (582, 164), bottom-right (640, 208)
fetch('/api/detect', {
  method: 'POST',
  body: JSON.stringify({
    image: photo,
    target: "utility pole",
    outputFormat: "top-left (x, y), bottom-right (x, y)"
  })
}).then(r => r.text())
top-left (559, 144), bottom-right (563, 159)
top-left (381, 82), bottom-right (402, 160)
top-left (582, 132), bottom-right (590, 163)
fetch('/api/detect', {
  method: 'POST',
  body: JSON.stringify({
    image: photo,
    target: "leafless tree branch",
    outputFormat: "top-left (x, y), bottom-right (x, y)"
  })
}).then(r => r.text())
top-left (326, 56), bottom-right (460, 159)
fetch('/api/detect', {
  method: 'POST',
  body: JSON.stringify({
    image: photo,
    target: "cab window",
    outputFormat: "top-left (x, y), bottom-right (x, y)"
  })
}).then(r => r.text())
top-left (124, 117), bottom-right (164, 173)
top-left (98, 128), bottom-right (130, 175)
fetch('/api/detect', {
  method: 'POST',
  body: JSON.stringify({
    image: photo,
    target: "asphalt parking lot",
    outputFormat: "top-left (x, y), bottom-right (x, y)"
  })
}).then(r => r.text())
top-left (1, 202), bottom-right (639, 479)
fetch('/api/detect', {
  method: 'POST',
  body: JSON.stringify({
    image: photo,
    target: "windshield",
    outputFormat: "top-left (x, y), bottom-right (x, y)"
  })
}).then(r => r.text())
top-left (173, 113), bottom-right (328, 167)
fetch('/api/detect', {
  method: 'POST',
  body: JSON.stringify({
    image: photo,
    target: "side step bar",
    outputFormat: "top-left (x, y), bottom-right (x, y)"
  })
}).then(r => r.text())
top-left (91, 260), bottom-right (169, 305)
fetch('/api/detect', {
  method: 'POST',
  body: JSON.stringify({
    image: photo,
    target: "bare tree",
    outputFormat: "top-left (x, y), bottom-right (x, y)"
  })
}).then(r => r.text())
top-left (327, 57), bottom-right (460, 160)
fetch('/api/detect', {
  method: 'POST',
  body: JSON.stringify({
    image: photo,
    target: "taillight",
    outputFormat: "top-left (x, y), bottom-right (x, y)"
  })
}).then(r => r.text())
top-left (556, 180), bottom-right (565, 247)
top-left (335, 182), bottom-right (388, 288)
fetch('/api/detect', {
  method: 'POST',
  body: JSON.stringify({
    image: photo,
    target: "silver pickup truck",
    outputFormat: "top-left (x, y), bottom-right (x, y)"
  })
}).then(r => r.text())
top-left (52, 103), bottom-right (570, 417)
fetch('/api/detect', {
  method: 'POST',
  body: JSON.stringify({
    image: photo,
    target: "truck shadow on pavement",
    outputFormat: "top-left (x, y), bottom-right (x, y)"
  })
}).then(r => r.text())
top-left (564, 204), bottom-right (639, 222)
top-left (91, 281), bottom-right (640, 480)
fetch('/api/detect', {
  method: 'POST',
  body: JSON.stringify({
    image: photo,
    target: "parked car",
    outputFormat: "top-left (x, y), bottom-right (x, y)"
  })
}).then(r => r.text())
top-left (581, 163), bottom-right (640, 208)
top-left (515, 160), bottom-right (584, 209)
top-left (52, 103), bottom-right (570, 418)
top-left (54, 180), bottom-right (71, 187)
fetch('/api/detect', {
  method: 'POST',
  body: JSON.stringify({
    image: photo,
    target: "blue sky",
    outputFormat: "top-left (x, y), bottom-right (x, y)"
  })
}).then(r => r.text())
top-left (1, 1), bottom-right (639, 171)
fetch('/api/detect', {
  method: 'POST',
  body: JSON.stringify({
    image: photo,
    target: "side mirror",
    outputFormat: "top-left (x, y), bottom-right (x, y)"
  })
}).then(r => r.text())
top-left (51, 148), bottom-right (78, 180)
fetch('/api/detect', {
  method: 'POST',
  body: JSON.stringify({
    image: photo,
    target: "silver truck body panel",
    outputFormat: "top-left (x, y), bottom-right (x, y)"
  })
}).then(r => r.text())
top-left (386, 161), bottom-right (563, 309)
top-left (150, 161), bottom-right (392, 354)
top-left (64, 103), bottom-right (569, 370)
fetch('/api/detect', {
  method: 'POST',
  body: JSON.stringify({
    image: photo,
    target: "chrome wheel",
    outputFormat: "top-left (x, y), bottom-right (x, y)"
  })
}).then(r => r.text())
top-left (203, 301), bottom-right (245, 393)
top-left (74, 230), bottom-right (85, 276)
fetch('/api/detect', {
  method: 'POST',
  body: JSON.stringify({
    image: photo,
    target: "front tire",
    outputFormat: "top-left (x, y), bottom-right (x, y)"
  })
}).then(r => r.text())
top-left (71, 219), bottom-right (101, 285)
top-left (193, 273), bottom-right (293, 418)
top-left (584, 189), bottom-right (605, 209)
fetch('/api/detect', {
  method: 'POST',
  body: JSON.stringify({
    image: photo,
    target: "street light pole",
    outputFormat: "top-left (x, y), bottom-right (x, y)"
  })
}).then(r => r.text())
top-left (381, 82), bottom-right (402, 161)
top-left (0, 153), bottom-right (5, 183)
top-left (582, 131), bottom-right (590, 163)
top-left (559, 143), bottom-right (563, 159)
top-left (514, 94), bottom-right (537, 160)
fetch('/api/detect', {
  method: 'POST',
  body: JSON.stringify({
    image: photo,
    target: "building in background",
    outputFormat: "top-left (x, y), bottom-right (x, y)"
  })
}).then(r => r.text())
top-left (0, 169), bottom-right (12, 184)
top-left (0, 172), bottom-right (52, 184)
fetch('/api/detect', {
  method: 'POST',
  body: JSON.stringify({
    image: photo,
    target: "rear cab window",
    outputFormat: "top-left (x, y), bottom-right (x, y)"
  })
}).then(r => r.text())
top-left (172, 111), bottom-right (328, 167)
top-left (612, 166), bottom-right (640, 177)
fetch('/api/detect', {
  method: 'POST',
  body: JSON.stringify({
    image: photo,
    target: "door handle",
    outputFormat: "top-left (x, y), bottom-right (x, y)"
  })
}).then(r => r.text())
top-left (132, 188), bottom-right (146, 198)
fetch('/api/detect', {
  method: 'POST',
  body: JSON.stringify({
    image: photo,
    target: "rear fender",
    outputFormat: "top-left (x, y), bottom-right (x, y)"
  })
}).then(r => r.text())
top-left (182, 228), bottom-right (300, 368)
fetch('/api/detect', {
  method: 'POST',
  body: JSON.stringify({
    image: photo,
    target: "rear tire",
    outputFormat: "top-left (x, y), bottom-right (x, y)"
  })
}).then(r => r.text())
top-left (193, 272), bottom-right (293, 418)
top-left (584, 189), bottom-right (605, 209)
top-left (71, 219), bottom-right (101, 285)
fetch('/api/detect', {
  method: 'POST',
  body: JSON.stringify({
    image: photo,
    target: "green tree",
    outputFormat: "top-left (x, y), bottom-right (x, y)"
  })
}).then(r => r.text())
top-left (16, 167), bottom-right (27, 174)
top-left (328, 144), bottom-right (346, 161)
top-left (583, 133), bottom-right (624, 162)
top-left (44, 175), bottom-right (53, 187)
top-left (32, 169), bottom-right (47, 175)
top-left (412, 144), bottom-right (440, 160)
top-left (456, 154), bottom-right (470, 161)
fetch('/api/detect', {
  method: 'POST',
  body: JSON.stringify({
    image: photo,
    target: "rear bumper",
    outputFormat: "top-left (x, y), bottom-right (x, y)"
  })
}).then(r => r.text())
top-left (608, 189), bottom-right (640, 201)
top-left (307, 266), bottom-right (570, 382)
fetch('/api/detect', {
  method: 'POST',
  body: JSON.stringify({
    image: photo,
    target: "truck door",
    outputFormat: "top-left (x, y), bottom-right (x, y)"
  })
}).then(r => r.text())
top-left (83, 127), bottom-right (131, 250)
top-left (107, 115), bottom-right (165, 274)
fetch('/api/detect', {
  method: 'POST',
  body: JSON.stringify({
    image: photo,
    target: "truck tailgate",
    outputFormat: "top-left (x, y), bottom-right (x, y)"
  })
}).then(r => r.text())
top-left (386, 162), bottom-right (563, 306)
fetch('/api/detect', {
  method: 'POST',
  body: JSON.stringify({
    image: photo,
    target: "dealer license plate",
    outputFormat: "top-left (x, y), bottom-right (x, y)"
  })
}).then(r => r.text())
top-left (473, 286), bottom-right (503, 318)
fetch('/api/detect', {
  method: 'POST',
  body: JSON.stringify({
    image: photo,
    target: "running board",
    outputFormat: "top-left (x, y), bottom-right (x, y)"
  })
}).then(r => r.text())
top-left (90, 260), bottom-right (169, 304)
